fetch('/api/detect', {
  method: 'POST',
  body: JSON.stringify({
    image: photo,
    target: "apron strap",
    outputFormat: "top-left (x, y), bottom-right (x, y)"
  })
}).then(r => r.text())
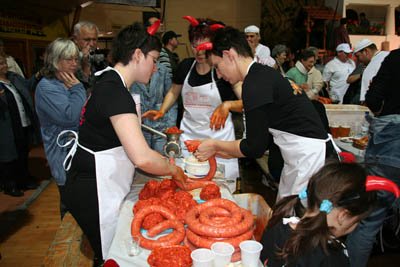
top-left (327, 133), bottom-right (342, 161)
top-left (57, 130), bottom-right (95, 171)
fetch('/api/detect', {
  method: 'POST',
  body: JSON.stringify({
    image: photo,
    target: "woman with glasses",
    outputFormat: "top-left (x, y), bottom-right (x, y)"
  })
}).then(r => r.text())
top-left (61, 23), bottom-right (186, 264)
top-left (143, 17), bottom-right (240, 190)
top-left (35, 38), bottom-right (86, 216)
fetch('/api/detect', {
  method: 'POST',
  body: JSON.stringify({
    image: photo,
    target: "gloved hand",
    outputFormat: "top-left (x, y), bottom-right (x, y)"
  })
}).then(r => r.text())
top-left (142, 110), bottom-right (164, 121)
top-left (210, 103), bottom-right (229, 130)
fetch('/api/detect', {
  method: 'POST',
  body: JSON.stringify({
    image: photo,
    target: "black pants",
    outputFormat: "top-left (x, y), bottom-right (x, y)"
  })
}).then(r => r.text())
top-left (62, 172), bottom-right (102, 260)
top-left (0, 131), bottom-right (30, 190)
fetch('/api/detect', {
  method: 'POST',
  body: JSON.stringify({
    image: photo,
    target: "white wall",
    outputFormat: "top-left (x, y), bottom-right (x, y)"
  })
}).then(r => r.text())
top-left (326, 0), bottom-right (400, 50)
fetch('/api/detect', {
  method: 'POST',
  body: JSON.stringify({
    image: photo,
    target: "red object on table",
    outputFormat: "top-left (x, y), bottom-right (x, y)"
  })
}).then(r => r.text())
top-left (103, 259), bottom-right (119, 267)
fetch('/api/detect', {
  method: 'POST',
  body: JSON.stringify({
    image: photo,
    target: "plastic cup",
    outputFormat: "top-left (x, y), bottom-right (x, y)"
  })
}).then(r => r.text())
top-left (124, 236), bottom-right (141, 256)
top-left (330, 125), bottom-right (340, 138)
top-left (191, 248), bottom-right (215, 267)
top-left (239, 240), bottom-right (263, 267)
top-left (339, 125), bottom-right (351, 137)
top-left (211, 242), bottom-right (234, 267)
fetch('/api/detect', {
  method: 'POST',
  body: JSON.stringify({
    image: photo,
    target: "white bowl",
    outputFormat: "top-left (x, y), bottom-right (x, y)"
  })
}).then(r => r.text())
top-left (184, 155), bottom-right (210, 177)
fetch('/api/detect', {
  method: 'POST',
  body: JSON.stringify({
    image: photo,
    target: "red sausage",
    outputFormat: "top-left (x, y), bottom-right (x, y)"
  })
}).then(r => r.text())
top-left (199, 206), bottom-right (241, 227)
top-left (185, 199), bottom-right (252, 237)
top-left (147, 219), bottom-right (185, 237)
top-left (186, 228), bottom-right (254, 248)
top-left (186, 209), bottom-right (253, 238)
top-left (131, 205), bottom-right (185, 250)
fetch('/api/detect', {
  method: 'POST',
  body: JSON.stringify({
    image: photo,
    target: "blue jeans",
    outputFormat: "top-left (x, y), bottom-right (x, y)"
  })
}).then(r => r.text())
top-left (143, 130), bottom-right (166, 155)
top-left (346, 163), bottom-right (400, 267)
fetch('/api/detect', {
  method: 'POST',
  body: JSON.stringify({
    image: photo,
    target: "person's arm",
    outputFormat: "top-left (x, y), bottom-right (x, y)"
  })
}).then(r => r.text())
top-left (198, 104), bottom-right (271, 160)
top-left (365, 54), bottom-right (393, 115)
top-left (322, 65), bottom-right (332, 91)
top-left (35, 78), bottom-right (86, 127)
top-left (111, 113), bottom-right (186, 184)
top-left (195, 139), bottom-right (244, 160)
top-left (310, 69), bottom-right (324, 93)
top-left (210, 81), bottom-right (244, 130)
top-left (347, 73), bottom-right (361, 84)
top-left (142, 83), bottom-right (182, 120)
top-left (210, 100), bottom-right (243, 130)
top-left (162, 68), bottom-right (177, 126)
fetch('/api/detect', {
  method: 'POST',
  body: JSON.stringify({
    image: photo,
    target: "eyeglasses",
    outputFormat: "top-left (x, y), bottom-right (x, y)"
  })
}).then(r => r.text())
top-left (82, 38), bottom-right (97, 42)
top-left (63, 57), bottom-right (79, 63)
top-left (245, 34), bottom-right (256, 39)
top-left (147, 53), bottom-right (158, 64)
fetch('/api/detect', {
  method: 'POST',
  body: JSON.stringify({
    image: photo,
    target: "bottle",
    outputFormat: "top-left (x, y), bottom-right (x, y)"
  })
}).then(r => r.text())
top-left (360, 111), bottom-right (370, 136)
top-left (233, 177), bottom-right (243, 194)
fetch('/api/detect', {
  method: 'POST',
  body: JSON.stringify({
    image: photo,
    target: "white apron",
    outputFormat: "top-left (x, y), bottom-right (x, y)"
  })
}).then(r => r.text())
top-left (179, 61), bottom-right (239, 185)
top-left (58, 67), bottom-right (137, 259)
top-left (59, 131), bottom-right (135, 259)
top-left (269, 128), bottom-right (329, 199)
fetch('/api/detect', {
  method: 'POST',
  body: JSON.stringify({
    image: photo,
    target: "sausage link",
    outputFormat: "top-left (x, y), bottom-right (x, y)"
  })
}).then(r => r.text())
top-left (147, 219), bottom-right (185, 237)
top-left (186, 228), bottom-right (253, 248)
top-left (198, 206), bottom-right (241, 227)
top-left (131, 205), bottom-right (185, 250)
top-left (185, 200), bottom-right (253, 237)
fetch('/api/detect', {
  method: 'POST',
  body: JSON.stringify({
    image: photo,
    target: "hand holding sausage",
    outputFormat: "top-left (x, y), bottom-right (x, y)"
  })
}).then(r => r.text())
top-left (171, 165), bottom-right (187, 189)
top-left (142, 110), bottom-right (165, 120)
top-left (210, 102), bottom-right (229, 130)
top-left (194, 139), bottom-right (217, 162)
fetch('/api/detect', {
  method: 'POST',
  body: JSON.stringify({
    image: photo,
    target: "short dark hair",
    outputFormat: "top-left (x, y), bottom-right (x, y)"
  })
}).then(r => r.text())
top-left (208, 26), bottom-right (253, 58)
top-left (188, 18), bottom-right (224, 43)
top-left (111, 22), bottom-right (161, 66)
top-left (299, 49), bottom-right (315, 61)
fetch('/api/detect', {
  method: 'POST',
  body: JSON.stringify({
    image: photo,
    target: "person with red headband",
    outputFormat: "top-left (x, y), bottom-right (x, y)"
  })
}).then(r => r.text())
top-left (61, 22), bottom-right (186, 264)
top-left (143, 16), bottom-right (241, 190)
top-left (260, 161), bottom-right (399, 267)
top-left (193, 26), bottom-right (335, 200)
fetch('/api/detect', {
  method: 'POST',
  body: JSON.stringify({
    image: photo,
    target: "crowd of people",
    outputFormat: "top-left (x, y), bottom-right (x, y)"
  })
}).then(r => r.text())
top-left (0, 13), bottom-right (399, 267)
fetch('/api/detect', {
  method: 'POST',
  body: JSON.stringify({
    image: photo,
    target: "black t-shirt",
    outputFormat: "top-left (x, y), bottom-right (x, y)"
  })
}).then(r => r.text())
top-left (260, 222), bottom-right (350, 267)
top-left (69, 70), bottom-right (137, 176)
top-left (173, 58), bottom-right (236, 102)
top-left (79, 70), bottom-right (137, 150)
top-left (239, 63), bottom-right (327, 157)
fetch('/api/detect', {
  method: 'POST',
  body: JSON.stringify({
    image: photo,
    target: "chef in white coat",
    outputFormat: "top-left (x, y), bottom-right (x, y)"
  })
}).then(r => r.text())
top-left (143, 17), bottom-right (241, 190)
top-left (61, 22), bottom-right (186, 264)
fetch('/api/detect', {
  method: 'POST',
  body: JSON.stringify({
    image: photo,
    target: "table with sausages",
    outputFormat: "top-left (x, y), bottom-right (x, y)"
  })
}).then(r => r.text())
top-left (106, 170), bottom-right (249, 267)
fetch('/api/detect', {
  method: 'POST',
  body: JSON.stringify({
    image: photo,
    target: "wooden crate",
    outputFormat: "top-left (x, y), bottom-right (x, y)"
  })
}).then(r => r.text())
top-left (42, 212), bottom-right (94, 266)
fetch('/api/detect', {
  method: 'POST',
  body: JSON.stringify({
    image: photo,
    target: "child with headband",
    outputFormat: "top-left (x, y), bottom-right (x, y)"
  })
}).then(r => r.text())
top-left (260, 161), bottom-right (399, 267)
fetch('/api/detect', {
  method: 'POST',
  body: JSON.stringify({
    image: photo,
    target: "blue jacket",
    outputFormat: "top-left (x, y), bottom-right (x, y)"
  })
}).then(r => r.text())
top-left (130, 63), bottom-right (177, 132)
top-left (35, 78), bottom-right (86, 185)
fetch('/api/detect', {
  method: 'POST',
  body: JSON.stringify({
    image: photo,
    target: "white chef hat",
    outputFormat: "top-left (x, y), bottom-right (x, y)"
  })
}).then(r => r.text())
top-left (244, 25), bottom-right (260, 34)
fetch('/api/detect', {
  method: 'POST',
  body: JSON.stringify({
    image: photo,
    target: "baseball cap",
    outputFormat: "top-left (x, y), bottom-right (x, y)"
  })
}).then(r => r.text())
top-left (336, 43), bottom-right (352, 53)
top-left (162, 31), bottom-right (182, 45)
top-left (353, 39), bottom-right (374, 53)
top-left (244, 25), bottom-right (260, 34)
